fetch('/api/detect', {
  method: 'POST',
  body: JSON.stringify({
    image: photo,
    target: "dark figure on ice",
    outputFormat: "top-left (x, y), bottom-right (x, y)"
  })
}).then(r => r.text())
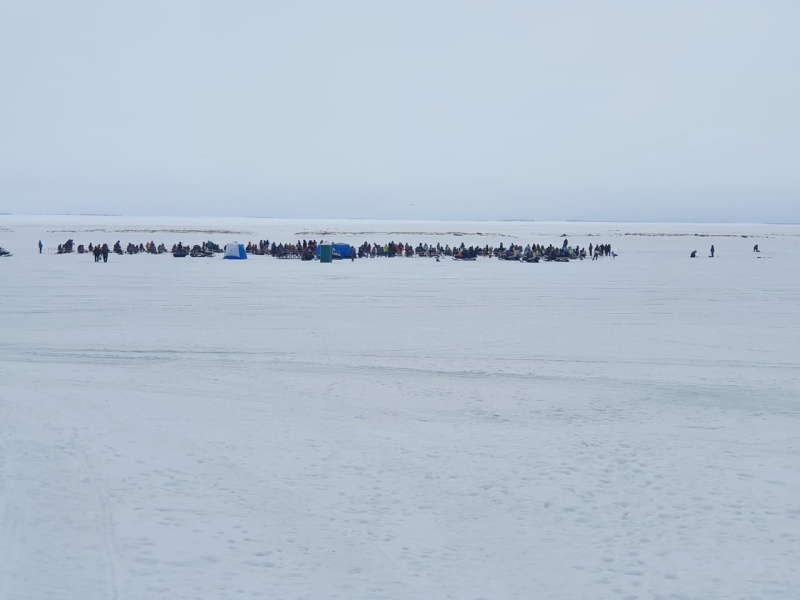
top-left (710, 244), bottom-right (715, 258)
top-left (753, 244), bottom-right (760, 252)
top-left (102, 244), bottom-right (109, 263)
top-left (38, 240), bottom-right (43, 254)
top-left (690, 250), bottom-right (697, 258)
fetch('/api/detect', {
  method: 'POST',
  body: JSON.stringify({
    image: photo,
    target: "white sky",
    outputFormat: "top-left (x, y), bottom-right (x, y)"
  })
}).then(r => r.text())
top-left (1, 1), bottom-right (798, 222)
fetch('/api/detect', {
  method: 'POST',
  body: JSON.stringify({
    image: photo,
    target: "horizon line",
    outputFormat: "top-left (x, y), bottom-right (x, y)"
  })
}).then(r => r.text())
top-left (1, 213), bottom-right (799, 226)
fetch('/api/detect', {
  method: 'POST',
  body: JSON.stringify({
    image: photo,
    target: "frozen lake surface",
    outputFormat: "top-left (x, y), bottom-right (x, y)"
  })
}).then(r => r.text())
top-left (1, 216), bottom-right (800, 599)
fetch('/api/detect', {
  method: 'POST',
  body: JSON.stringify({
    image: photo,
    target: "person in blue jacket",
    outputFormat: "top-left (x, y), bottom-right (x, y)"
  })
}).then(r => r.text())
top-left (38, 240), bottom-right (43, 254)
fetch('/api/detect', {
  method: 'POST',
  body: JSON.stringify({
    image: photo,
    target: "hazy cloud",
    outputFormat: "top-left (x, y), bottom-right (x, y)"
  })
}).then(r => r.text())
top-left (1, 0), bottom-right (798, 221)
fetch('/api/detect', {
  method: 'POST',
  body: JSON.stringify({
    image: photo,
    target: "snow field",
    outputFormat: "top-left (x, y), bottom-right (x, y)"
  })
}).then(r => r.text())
top-left (1, 216), bottom-right (799, 599)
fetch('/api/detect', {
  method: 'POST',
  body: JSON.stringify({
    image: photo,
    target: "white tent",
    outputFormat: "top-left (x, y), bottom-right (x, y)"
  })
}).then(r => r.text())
top-left (223, 243), bottom-right (247, 260)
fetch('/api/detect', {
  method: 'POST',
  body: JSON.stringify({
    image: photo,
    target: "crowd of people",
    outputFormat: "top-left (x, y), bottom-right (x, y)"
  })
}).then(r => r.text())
top-left (246, 239), bottom-right (318, 259)
top-left (47, 236), bottom-right (618, 263)
top-left (240, 238), bottom-right (616, 261)
top-left (48, 236), bottom-right (773, 263)
top-left (12, 235), bottom-right (779, 264)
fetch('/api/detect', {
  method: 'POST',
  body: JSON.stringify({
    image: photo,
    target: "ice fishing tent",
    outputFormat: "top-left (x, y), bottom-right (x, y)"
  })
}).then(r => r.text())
top-left (332, 244), bottom-right (353, 259)
top-left (223, 243), bottom-right (247, 260)
top-left (316, 243), bottom-right (352, 259)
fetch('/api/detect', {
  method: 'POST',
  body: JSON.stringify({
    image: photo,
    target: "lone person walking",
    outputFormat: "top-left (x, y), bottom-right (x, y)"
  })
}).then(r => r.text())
top-left (710, 244), bottom-right (715, 258)
top-left (38, 240), bottom-right (43, 254)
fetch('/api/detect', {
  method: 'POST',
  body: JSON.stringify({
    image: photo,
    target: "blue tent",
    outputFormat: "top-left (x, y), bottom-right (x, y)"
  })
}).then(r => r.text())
top-left (316, 243), bottom-right (353, 259)
top-left (223, 243), bottom-right (247, 260)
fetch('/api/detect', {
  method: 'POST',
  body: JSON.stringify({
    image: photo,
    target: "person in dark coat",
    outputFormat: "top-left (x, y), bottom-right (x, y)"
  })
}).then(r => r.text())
top-left (102, 244), bottom-right (109, 263)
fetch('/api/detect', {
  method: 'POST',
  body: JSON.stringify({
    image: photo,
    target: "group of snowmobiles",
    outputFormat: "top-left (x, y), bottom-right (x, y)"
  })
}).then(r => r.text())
top-left (171, 242), bottom-right (219, 258)
top-left (497, 252), bottom-right (542, 263)
top-left (496, 247), bottom-right (575, 263)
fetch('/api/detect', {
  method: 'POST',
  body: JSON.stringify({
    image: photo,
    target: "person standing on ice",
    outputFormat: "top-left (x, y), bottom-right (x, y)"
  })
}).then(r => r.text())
top-left (38, 240), bottom-right (43, 254)
top-left (710, 244), bottom-right (715, 257)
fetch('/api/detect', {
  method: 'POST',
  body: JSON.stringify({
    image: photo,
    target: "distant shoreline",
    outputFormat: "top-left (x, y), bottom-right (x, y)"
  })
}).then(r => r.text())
top-left (1, 214), bottom-right (798, 226)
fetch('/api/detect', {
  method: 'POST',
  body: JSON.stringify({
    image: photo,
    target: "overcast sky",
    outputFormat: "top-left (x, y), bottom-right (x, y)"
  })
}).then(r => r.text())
top-left (1, 1), bottom-right (798, 222)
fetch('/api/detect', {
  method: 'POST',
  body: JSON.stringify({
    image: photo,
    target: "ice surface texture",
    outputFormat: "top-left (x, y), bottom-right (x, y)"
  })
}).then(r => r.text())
top-left (1, 216), bottom-right (799, 600)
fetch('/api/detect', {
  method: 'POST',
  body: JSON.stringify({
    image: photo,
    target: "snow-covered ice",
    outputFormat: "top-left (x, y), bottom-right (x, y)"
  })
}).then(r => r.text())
top-left (1, 216), bottom-right (799, 599)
